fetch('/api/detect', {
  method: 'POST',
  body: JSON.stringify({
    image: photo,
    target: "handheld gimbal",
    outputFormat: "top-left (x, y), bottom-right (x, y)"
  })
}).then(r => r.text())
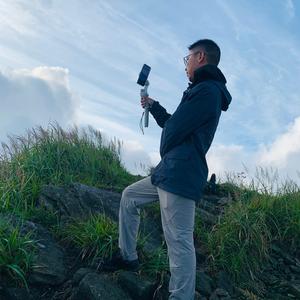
top-left (137, 64), bottom-right (151, 133)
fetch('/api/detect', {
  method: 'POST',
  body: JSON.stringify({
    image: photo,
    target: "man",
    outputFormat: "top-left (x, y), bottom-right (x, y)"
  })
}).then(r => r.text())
top-left (108, 39), bottom-right (232, 299)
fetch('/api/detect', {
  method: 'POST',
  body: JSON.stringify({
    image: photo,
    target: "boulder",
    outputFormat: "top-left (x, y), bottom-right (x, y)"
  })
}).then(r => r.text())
top-left (37, 182), bottom-right (163, 253)
top-left (24, 221), bottom-right (67, 286)
top-left (118, 271), bottom-right (156, 300)
top-left (37, 183), bottom-right (121, 221)
top-left (71, 272), bottom-right (131, 300)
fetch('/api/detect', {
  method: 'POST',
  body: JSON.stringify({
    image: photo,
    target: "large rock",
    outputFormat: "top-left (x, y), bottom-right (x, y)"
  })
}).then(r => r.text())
top-left (37, 182), bottom-right (163, 253)
top-left (37, 182), bottom-right (121, 221)
top-left (0, 213), bottom-right (66, 287)
top-left (118, 271), bottom-right (156, 300)
top-left (71, 272), bottom-right (131, 300)
top-left (23, 221), bottom-right (67, 286)
top-left (72, 268), bottom-right (95, 286)
top-left (209, 288), bottom-right (231, 300)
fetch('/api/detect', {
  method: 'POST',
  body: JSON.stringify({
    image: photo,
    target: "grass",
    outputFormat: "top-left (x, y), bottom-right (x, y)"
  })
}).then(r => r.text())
top-left (194, 210), bottom-right (209, 245)
top-left (207, 199), bottom-right (272, 282)
top-left (205, 167), bottom-right (300, 296)
top-left (62, 214), bottom-right (119, 265)
top-left (0, 121), bottom-right (142, 216)
top-left (1, 120), bottom-right (300, 297)
top-left (140, 242), bottom-right (169, 279)
top-left (0, 121), bottom-right (144, 286)
top-left (0, 217), bottom-right (36, 290)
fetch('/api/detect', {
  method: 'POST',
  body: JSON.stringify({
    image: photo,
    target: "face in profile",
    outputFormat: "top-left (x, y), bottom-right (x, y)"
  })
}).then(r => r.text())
top-left (185, 50), bottom-right (205, 82)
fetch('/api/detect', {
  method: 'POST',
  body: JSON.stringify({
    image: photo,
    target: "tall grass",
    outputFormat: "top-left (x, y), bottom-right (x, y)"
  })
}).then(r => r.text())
top-left (0, 217), bottom-right (36, 289)
top-left (1, 120), bottom-right (300, 296)
top-left (206, 167), bottom-right (300, 295)
top-left (62, 214), bottom-right (119, 266)
top-left (0, 121), bottom-right (142, 216)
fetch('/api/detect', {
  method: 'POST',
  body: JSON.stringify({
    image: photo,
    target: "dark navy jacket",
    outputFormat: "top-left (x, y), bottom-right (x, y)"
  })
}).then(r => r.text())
top-left (149, 64), bottom-right (232, 202)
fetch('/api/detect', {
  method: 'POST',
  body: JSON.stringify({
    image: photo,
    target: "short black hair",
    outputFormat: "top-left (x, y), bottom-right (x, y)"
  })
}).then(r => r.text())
top-left (188, 39), bottom-right (221, 66)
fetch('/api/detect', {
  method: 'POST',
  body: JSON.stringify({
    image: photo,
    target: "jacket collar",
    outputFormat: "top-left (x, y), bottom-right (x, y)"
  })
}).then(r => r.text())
top-left (188, 64), bottom-right (227, 88)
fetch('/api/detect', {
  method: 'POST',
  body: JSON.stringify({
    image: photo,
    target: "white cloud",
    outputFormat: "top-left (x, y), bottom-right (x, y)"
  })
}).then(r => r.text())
top-left (149, 151), bottom-right (161, 166)
top-left (207, 116), bottom-right (300, 187)
top-left (256, 116), bottom-right (300, 177)
top-left (207, 143), bottom-right (250, 180)
top-left (119, 140), bottom-right (152, 175)
top-left (0, 66), bottom-right (78, 144)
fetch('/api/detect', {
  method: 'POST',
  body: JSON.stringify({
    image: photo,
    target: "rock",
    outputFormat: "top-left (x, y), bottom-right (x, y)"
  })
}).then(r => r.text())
top-left (196, 271), bottom-right (214, 297)
top-left (52, 279), bottom-right (73, 300)
top-left (0, 213), bottom-right (66, 287)
top-left (201, 195), bottom-right (221, 205)
top-left (209, 288), bottom-right (231, 300)
top-left (72, 268), bottom-right (94, 286)
top-left (38, 182), bottom-right (163, 253)
top-left (71, 272), bottom-right (131, 300)
top-left (25, 221), bottom-right (66, 286)
top-left (118, 271), bottom-right (156, 300)
top-left (205, 174), bottom-right (217, 195)
top-left (217, 197), bottom-right (231, 206)
top-left (197, 199), bottom-right (219, 214)
top-left (38, 182), bottom-right (121, 221)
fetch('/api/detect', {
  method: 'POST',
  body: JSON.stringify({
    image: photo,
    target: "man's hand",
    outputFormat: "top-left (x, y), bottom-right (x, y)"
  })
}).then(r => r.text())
top-left (141, 96), bottom-right (154, 109)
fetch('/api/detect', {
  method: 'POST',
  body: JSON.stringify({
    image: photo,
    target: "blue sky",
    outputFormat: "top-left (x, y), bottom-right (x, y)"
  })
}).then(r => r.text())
top-left (0, 0), bottom-right (300, 187)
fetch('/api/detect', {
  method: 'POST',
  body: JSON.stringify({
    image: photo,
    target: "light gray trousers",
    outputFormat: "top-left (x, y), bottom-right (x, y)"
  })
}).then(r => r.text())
top-left (118, 176), bottom-right (196, 300)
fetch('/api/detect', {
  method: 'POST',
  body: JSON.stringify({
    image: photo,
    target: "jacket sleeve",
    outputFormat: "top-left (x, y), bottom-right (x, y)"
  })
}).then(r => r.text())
top-left (160, 84), bottom-right (221, 157)
top-left (149, 101), bottom-right (172, 128)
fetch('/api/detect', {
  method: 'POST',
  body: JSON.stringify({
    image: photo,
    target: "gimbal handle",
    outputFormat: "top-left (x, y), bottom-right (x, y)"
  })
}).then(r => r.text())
top-left (140, 80), bottom-right (149, 127)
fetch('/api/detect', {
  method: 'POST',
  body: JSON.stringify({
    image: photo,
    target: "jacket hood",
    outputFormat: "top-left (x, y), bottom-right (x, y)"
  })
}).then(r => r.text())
top-left (190, 64), bottom-right (232, 111)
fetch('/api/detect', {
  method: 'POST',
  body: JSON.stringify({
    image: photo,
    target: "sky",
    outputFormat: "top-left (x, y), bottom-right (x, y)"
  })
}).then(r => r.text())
top-left (0, 0), bottom-right (300, 189)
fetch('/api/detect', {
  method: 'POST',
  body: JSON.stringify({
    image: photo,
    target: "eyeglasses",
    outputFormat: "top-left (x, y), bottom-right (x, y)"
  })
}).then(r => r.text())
top-left (183, 51), bottom-right (202, 66)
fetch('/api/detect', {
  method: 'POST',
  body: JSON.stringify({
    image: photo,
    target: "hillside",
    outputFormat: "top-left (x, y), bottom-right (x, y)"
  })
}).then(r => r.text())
top-left (0, 122), bottom-right (299, 300)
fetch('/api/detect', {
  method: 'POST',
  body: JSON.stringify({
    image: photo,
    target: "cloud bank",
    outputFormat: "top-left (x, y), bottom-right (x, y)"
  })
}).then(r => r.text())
top-left (0, 66), bottom-right (78, 144)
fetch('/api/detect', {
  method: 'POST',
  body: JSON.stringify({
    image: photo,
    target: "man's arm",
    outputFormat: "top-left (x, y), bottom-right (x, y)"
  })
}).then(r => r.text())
top-left (160, 84), bottom-right (221, 157)
top-left (149, 100), bottom-right (172, 128)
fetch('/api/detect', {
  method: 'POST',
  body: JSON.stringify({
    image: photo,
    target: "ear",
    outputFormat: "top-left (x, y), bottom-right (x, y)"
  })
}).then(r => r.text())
top-left (199, 51), bottom-right (206, 63)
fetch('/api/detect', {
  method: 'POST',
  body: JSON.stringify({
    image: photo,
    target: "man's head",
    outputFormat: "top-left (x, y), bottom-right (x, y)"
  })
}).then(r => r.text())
top-left (184, 39), bottom-right (221, 82)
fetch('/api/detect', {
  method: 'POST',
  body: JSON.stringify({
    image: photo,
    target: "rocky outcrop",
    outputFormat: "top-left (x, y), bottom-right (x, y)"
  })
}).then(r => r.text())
top-left (1, 179), bottom-right (299, 299)
top-left (37, 183), bottom-right (121, 221)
